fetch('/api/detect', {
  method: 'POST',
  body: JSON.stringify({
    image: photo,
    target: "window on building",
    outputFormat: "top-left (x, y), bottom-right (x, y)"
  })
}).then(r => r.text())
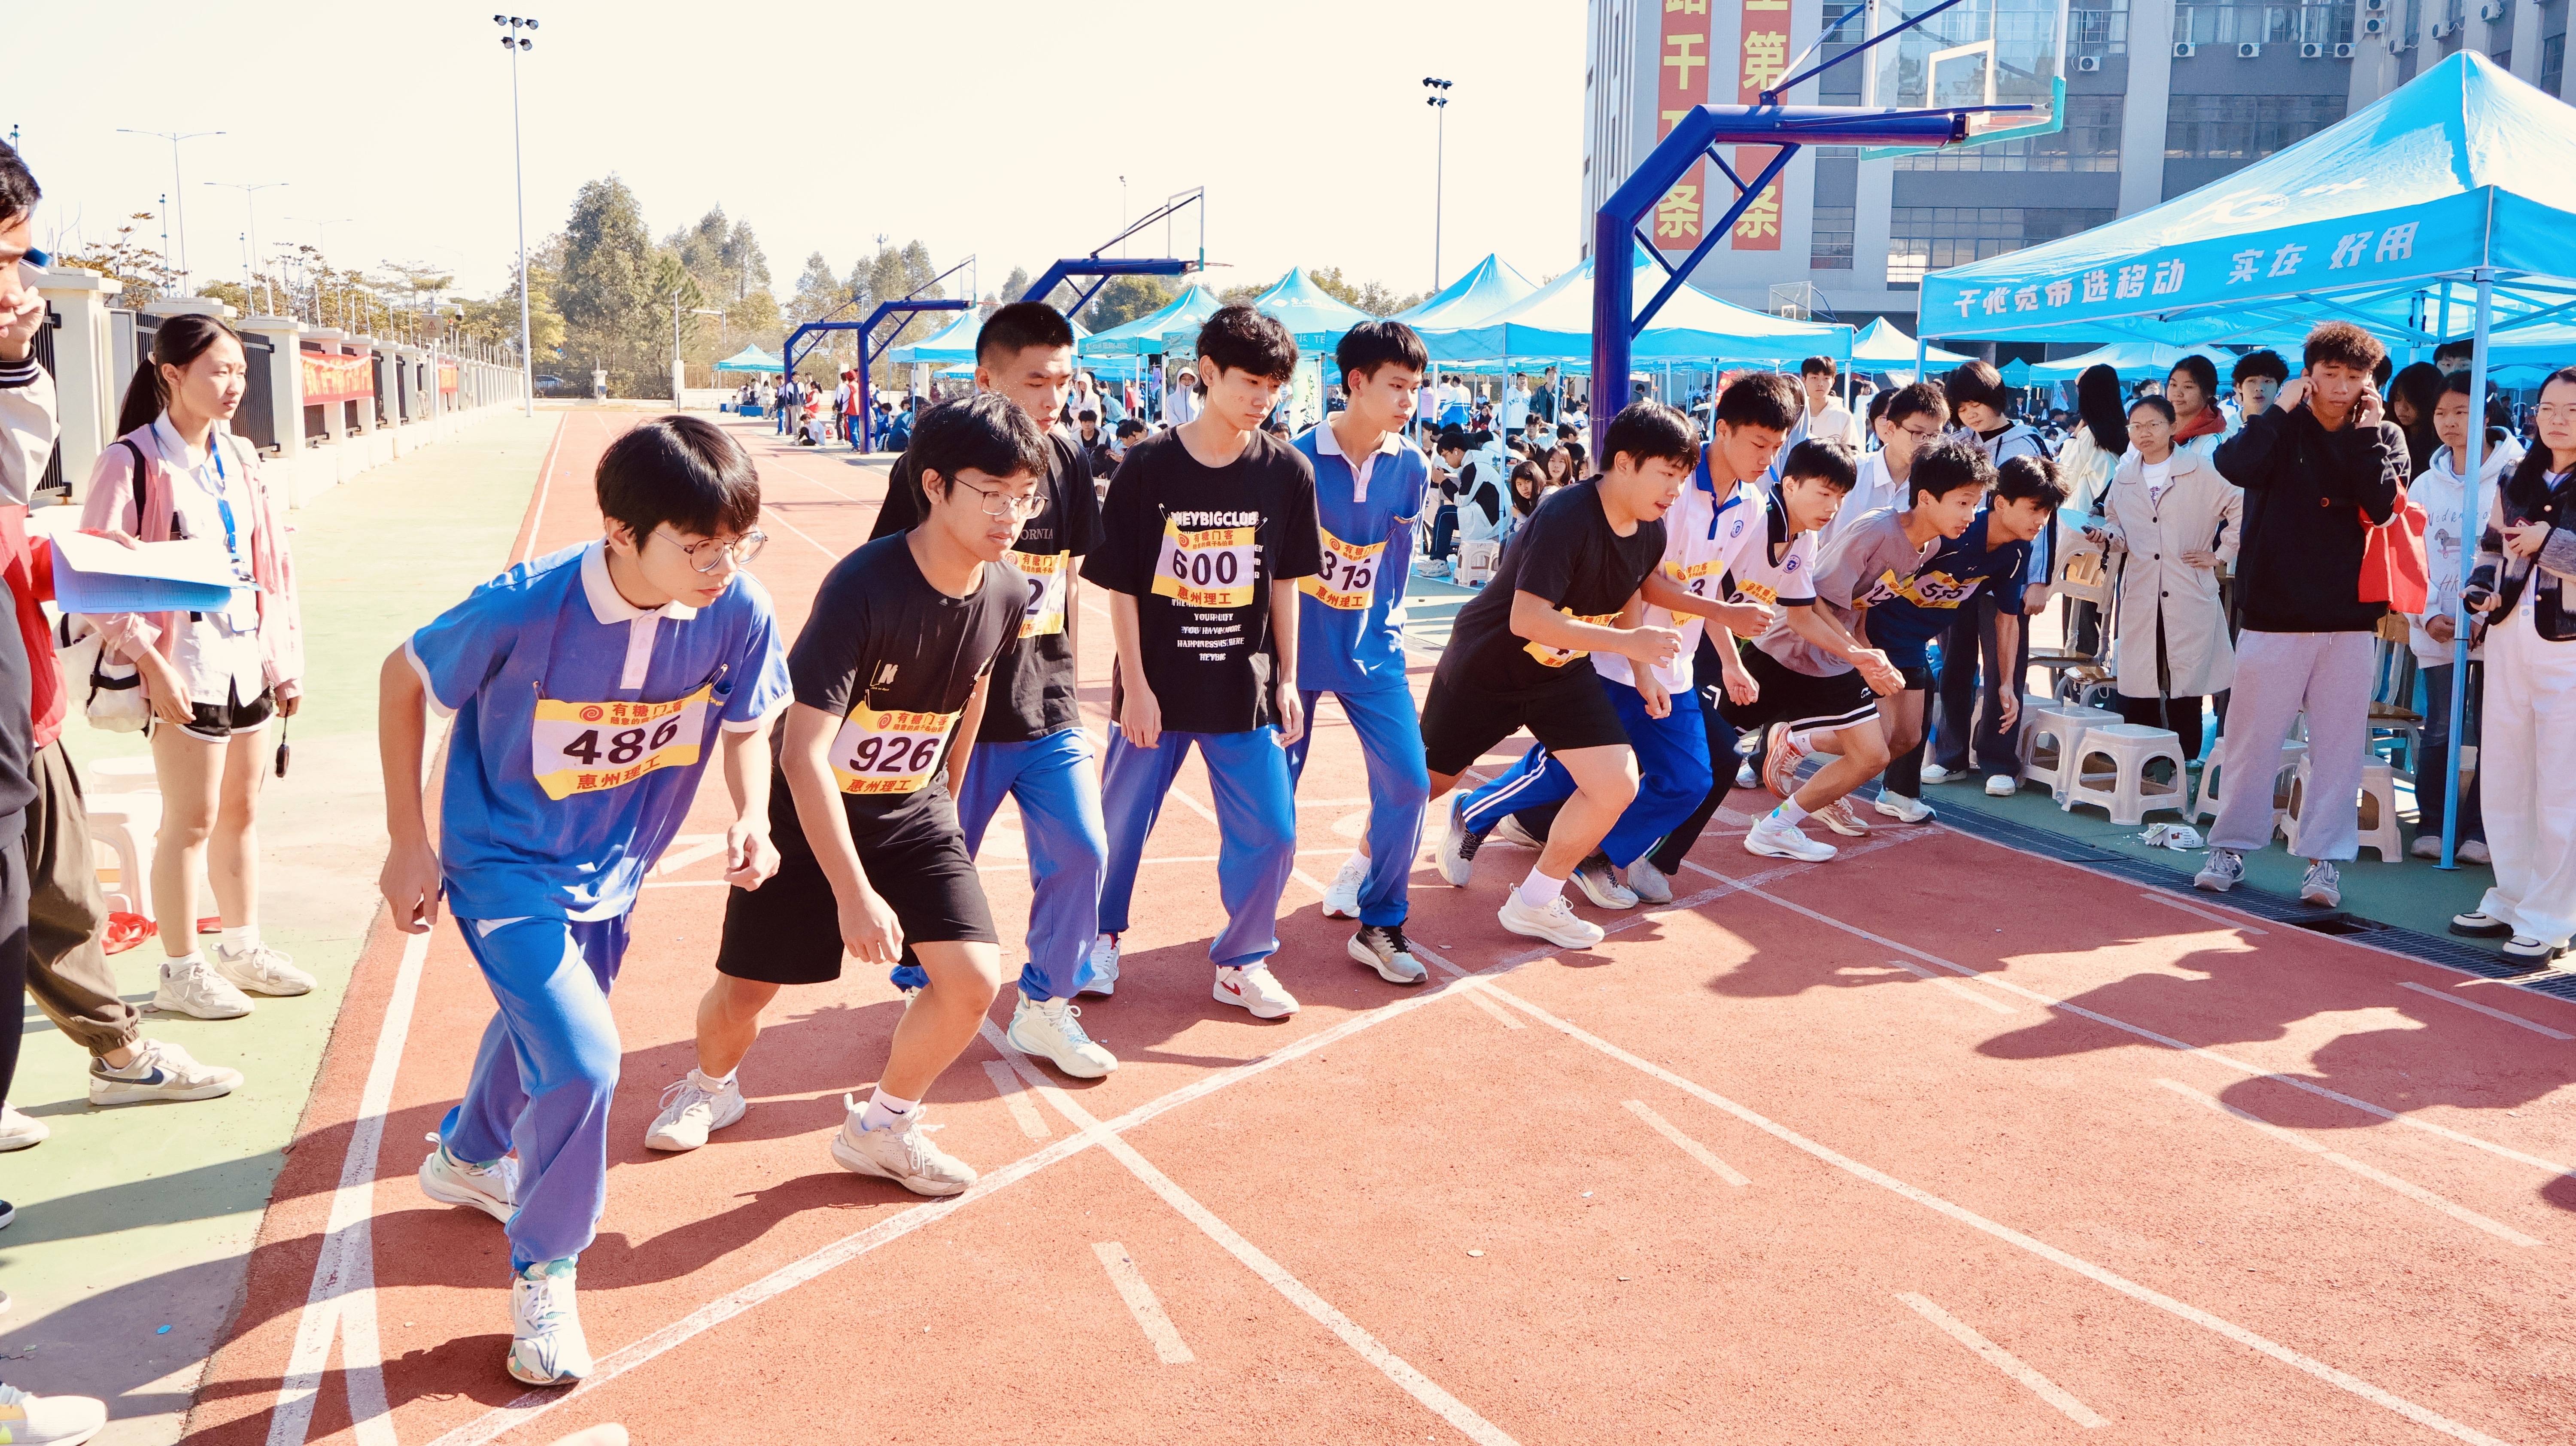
top-left (2164, 94), bottom-right (2348, 159)
top-left (1810, 206), bottom-right (1856, 270)
top-left (2071, 0), bottom-right (2132, 52)
top-left (1895, 95), bottom-right (2124, 170)
top-left (1885, 207), bottom-right (2116, 286)
top-left (2171, 2), bottom-right (2356, 46)
top-left (2545, 33), bottom-right (2566, 96)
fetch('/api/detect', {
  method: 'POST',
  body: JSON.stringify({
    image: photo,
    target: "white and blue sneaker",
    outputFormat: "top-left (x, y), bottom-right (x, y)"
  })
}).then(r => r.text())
top-left (1079, 933), bottom-right (1121, 997)
top-left (88, 1038), bottom-right (243, 1106)
top-left (507, 1258), bottom-right (592, 1386)
top-left (1319, 856), bottom-right (1367, 920)
top-left (1008, 995), bottom-right (1118, 1077)
top-left (419, 1137), bottom-right (519, 1225)
top-left (1348, 924), bottom-right (1429, 984)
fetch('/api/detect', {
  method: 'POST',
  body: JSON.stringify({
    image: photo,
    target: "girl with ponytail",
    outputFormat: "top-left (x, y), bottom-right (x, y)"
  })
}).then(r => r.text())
top-left (79, 311), bottom-right (310, 1018)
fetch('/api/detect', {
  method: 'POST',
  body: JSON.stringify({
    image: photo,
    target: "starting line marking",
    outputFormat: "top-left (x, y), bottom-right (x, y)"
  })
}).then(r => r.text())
top-left (1459, 986), bottom-right (1529, 1031)
top-left (2395, 980), bottom-right (2576, 1041)
top-left (1621, 1100), bottom-right (1749, 1186)
top-left (1897, 1292), bottom-right (2110, 1429)
top-left (1092, 1242), bottom-right (1197, 1365)
top-left (1885, 958), bottom-right (2020, 1015)
top-left (982, 1060), bottom-right (1051, 1140)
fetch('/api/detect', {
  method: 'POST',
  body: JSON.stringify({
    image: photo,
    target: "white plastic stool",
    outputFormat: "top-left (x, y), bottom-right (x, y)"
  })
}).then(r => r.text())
top-left (87, 790), bottom-right (160, 917)
top-left (2018, 700), bottom-right (2120, 802)
top-left (2061, 724), bottom-right (2189, 826)
top-left (2284, 756), bottom-right (2406, 862)
top-left (2193, 738), bottom-right (2307, 838)
top-left (86, 754), bottom-right (159, 792)
top-left (1455, 540), bottom-right (1501, 587)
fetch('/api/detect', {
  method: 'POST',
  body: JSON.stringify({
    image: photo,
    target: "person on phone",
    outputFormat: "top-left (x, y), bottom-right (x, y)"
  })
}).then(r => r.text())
top-left (2195, 322), bottom-right (2407, 908)
top-left (2090, 395), bottom-right (2241, 766)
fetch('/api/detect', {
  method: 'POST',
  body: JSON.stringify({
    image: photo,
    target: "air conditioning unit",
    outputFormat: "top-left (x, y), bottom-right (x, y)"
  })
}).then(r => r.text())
top-left (2076, 53), bottom-right (2102, 70)
top-left (2363, 0), bottom-right (2384, 11)
top-left (2431, 18), bottom-right (2455, 35)
top-left (2363, 15), bottom-right (2387, 33)
top-left (2336, 40), bottom-right (2357, 55)
top-left (2175, 40), bottom-right (2199, 56)
top-left (2301, 39), bottom-right (2326, 55)
top-left (2239, 40), bottom-right (2263, 55)
top-left (2480, 1), bottom-right (2506, 19)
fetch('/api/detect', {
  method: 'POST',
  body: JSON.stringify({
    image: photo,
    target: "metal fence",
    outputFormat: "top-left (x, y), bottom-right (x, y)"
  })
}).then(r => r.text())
top-left (235, 329), bottom-right (277, 453)
top-left (31, 305), bottom-right (63, 497)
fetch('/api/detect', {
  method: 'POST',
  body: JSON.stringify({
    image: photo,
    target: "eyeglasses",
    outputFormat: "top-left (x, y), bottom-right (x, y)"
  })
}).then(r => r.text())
top-left (1897, 424), bottom-right (1943, 442)
top-left (655, 529), bottom-right (768, 573)
top-left (954, 477), bottom-right (1047, 521)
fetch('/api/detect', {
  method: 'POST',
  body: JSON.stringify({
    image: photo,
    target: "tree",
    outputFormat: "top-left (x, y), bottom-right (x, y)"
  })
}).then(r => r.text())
top-left (1084, 274), bottom-right (1174, 331)
top-left (1305, 267), bottom-right (1425, 317)
top-left (1000, 265), bottom-right (1031, 303)
top-left (51, 214), bottom-right (176, 307)
top-left (1216, 280), bottom-right (1267, 307)
top-left (556, 176), bottom-right (661, 395)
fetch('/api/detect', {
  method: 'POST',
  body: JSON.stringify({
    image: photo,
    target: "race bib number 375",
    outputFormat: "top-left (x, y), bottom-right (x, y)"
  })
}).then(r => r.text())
top-left (1299, 527), bottom-right (1385, 611)
top-left (1151, 519), bottom-right (1258, 608)
top-left (831, 704), bottom-right (961, 796)
top-left (530, 687), bottom-right (713, 800)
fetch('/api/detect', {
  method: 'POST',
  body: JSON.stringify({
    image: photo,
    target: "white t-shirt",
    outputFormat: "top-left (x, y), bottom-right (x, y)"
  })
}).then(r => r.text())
top-left (1596, 470), bottom-right (1765, 694)
top-left (1500, 386), bottom-right (1531, 431)
top-left (2142, 455), bottom-right (2175, 507)
top-left (1727, 491), bottom-right (1822, 613)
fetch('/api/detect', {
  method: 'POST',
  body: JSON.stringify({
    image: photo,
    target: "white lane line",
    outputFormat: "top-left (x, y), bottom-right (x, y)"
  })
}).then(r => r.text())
top-left (1091, 1242), bottom-right (1197, 1364)
top-left (427, 950), bottom-right (1514, 1446)
top-left (1684, 858), bottom-right (2576, 1186)
top-left (514, 413), bottom-right (569, 565)
top-left (1897, 1292), bottom-right (2111, 1429)
top-left (639, 879), bottom-right (731, 890)
top-left (1401, 945), bottom-right (2512, 1446)
top-left (766, 510), bottom-right (843, 560)
top-left (2135, 890), bottom-right (2270, 935)
top-left (988, 1022), bottom-right (1522, 1446)
top-left (1622, 1100), bottom-right (1749, 1186)
top-left (265, 929), bottom-right (431, 1446)
top-left (2153, 1080), bottom-right (2542, 1249)
top-left (983, 1060), bottom-right (1051, 1140)
top-left (2396, 979), bottom-right (2575, 1041)
top-left (1458, 986), bottom-right (1529, 1031)
top-left (1885, 957), bottom-right (2020, 1015)
top-left (650, 835), bottom-right (729, 877)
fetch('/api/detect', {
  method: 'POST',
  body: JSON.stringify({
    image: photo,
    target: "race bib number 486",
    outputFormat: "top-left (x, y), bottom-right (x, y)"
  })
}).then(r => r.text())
top-left (1151, 519), bottom-right (1258, 608)
top-left (531, 687), bottom-right (713, 800)
top-left (1008, 549), bottom-right (1069, 638)
top-left (1299, 527), bottom-right (1385, 611)
top-left (831, 704), bottom-right (961, 795)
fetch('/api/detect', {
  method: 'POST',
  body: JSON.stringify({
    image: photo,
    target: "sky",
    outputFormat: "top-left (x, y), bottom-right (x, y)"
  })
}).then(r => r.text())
top-left (12, 0), bottom-right (1587, 310)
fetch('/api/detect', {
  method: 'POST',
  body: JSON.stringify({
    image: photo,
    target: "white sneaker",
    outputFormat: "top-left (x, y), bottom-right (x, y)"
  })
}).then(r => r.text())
top-left (149, 957), bottom-right (254, 1020)
top-left (0, 1103), bottom-right (47, 1151)
top-left (832, 1099), bottom-right (976, 1196)
top-left (1079, 934), bottom-right (1121, 997)
top-left (1815, 797), bottom-right (1873, 837)
top-left (1437, 793), bottom-right (1487, 887)
top-left (1571, 855), bottom-right (1638, 910)
top-left (1490, 815), bottom-right (1545, 850)
top-left (87, 1038), bottom-right (243, 1106)
top-left (1744, 815), bottom-right (1838, 862)
top-left (1984, 774), bottom-right (2019, 798)
top-left (1347, 924), bottom-right (1429, 984)
top-left (643, 1071), bottom-right (748, 1151)
top-left (1213, 964), bottom-right (1300, 1018)
top-left (1873, 791), bottom-right (1936, 824)
top-left (1920, 763), bottom-right (1962, 785)
top-left (213, 941), bottom-right (316, 996)
top-left (1008, 995), bottom-right (1118, 1077)
top-left (1319, 857), bottom-right (1367, 920)
top-left (1736, 760), bottom-right (1759, 790)
top-left (2299, 860), bottom-right (2342, 908)
top-left (507, 1259), bottom-right (592, 1386)
top-left (2194, 848), bottom-right (2245, 893)
top-left (0, 1382), bottom-right (108, 1444)
top-left (419, 1139), bottom-right (519, 1224)
top-left (1624, 856), bottom-right (1675, 905)
top-left (1497, 892), bottom-right (1607, 948)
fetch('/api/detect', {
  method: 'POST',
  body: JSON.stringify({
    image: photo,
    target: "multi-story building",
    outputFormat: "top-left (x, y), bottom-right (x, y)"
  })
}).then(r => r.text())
top-left (1582, 0), bottom-right (2566, 343)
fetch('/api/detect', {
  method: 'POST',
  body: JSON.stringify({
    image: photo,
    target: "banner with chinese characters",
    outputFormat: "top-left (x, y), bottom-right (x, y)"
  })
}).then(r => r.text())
top-left (1732, 0), bottom-right (1791, 251)
top-left (300, 350), bottom-right (373, 406)
top-left (1654, 0), bottom-right (1715, 253)
top-left (439, 361), bottom-right (459, 395)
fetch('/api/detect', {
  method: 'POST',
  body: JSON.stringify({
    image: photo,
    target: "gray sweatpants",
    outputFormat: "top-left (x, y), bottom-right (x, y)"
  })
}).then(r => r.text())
top-left (2208, 629), bottom-right (2377, 861)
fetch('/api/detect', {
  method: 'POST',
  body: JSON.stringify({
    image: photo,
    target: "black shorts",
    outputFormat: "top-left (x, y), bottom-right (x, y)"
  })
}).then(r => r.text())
top-left (1721, 648), bottom-right (1880, 738)
top-left (1420, 665), bottom-right (1631, 778)
top-left (716, 782), bottom-right (996, 985)
top-left (155, 681), bottom-right (276, 744)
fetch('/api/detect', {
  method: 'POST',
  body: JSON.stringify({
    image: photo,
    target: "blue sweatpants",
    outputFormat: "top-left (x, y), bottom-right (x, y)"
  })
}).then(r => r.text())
top-left (1284, 686), bottom-right (1430, 927)
top-left (1458, 676), bottom-right (1710, 869)
top-left (890, 727), bottom-right (1107, 1001)
top-left (1098, 728), bottom-right (1297, 967)
top-left (441, 914), bottom-right (631, 1272)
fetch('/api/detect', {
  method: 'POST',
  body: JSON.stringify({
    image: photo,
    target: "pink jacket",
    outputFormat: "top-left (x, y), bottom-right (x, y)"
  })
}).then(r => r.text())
top-left (78, 422), bottom-right (305, 703)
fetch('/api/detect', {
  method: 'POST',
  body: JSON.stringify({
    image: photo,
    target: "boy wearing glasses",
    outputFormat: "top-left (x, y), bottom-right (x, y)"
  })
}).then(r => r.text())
top-left (379, 416), bottom-right (790, 1386)
top-left (1821, 381), bottom-right (1950, 552)
top-left (697, 396), bottom-right (1046, 1194)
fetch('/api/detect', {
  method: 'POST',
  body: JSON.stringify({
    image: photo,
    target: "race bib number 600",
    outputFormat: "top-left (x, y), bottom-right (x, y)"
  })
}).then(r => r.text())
top-left (1151, 519), bottom-right (1258, 608)
top-left (1008, 549), bottom-right (1069, 638)
top-left (831, 704), bottom-right (961, 796)
top-left (1299, 527), bottom-right (1385, 611)
top-left (531, 686), bottom-right (714, 800)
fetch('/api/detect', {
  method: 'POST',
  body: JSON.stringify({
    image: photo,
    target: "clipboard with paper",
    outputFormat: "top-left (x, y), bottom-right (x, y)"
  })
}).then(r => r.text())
top-left (49, 532), bottom-right (260, 616)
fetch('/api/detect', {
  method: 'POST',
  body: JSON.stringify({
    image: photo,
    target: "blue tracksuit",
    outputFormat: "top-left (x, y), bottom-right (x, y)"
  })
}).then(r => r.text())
top-left (1098, 729), bottom-right (1298, 966)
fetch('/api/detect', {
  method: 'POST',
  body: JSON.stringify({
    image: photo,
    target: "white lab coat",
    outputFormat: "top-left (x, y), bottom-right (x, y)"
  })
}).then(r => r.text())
top-left (2099, 448), bottom-right (2242, 699)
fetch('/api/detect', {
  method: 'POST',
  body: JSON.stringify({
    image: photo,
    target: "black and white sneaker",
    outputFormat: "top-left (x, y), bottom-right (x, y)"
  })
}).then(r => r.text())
top-left (1347, 924), bottom-right (1429, 984)
top-left (2193, 848), bottom-right (2244, 893)
top-left (1437, 793), bottom-right (1488, 887)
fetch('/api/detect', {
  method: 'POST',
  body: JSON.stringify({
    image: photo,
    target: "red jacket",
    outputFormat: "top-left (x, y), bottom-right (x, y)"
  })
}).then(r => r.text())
top-left (0, 504), bottom-right (64, 750)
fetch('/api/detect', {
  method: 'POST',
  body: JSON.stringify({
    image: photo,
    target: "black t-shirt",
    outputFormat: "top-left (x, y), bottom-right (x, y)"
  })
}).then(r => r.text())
top-left (1081, 427), bottom-right (1322, 734)
top-left (869, 428), bottom-right (1101, 743)
top-left (785, 533), bottom-right (1022, 814)
top-left (1436, 479), bottom-right (1665, 699)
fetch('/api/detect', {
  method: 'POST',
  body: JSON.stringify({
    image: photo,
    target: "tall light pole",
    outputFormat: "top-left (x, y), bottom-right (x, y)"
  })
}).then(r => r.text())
top-left (205, 180), bottom-right (284, 313)
top-left (118, 129), bottom-right (223, 290)
top-left (497, 15), bottom-right (539, 415)
top-left (1422, 78), bottom-right (1452, 292)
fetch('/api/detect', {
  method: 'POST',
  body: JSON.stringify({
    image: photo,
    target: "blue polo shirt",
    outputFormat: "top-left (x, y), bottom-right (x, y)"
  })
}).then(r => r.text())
top-left (1860, 507), bottom-right (2034, 668)
top-left (405, 540), bottom-right (792, 922)
top-left (1292, 420), bottom-right (1431, 694)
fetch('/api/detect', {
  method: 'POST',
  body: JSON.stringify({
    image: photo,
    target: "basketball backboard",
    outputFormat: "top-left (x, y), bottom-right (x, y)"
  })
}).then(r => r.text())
top-left (1860, 0), bottom-right (2071, 155)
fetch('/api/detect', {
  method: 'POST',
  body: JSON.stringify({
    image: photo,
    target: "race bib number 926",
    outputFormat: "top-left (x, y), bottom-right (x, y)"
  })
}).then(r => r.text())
top-left (831, 705), bottom-right (961, 796)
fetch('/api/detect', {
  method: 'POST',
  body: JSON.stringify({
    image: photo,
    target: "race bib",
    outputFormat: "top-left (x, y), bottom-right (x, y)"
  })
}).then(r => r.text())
top-left (1522, 609), bottom-right (1622, 668)
top-left (1878, 566), bottom-right (1982, 609)
top-left (1733, 578), bottom-right (1780, 606)
top-left (1664, 556), bottom-right (1729, 601)
top-left (1300, 527), bottom-right (1386, 611)
top-left (1008, 549), bottom-right (1069, 638)
top-left (530, 687), bottom-right (714, 801)
top-left (830, 704), bottom-right (961, 796)
top-left (1151, 519), bottom-right (1258, 608)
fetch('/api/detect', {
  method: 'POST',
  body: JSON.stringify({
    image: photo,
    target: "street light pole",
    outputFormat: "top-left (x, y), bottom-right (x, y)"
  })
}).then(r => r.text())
top-left (497, 14), bottom-right (540, 415)
top-left (205, 180), bottom-right (285, 313)
top-left (118, 129), bottom-right (223, 291)
top-left (1422, 78), bottom-right (1453, 292)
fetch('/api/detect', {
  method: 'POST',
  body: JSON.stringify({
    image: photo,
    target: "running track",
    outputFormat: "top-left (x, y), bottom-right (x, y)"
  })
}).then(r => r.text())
top-left (185, 413), bottom-right (2576, 1445)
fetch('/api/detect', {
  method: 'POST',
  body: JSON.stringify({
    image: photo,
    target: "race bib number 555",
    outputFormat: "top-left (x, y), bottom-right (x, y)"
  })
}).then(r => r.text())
top-left (831, 704), bottom-right (961, 795)
top-left (1151, 519), bottom-right (1258, 608)
top-left (1299, 527), bottom-right (1385, 611)
top-left (531, 687), bottom-right (714, 800)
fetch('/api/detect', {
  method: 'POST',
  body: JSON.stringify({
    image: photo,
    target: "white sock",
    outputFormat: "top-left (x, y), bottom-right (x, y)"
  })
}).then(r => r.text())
top-left (1343, 846), bottom-right (1369, 874)
top-left (1770, 798), bottom-right (1811, 826)
top-left (1516, 867), bottom-right (1567, 910)
top-left (221, 925), bottom-right (260, 952)
top-left (1783, 728), bottom-right (1816, 752)
top-left (690, 1067), bottom-right (735, 1093)
top-left (860, 1088), bottom-right (917, 1133)
top-left (163, 953), bottom-right (206, 976)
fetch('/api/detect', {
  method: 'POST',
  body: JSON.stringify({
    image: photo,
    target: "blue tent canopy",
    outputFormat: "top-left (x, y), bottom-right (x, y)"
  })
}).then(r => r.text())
top-left (885, 309), bottom-right (984, 367)
top-left (1081, 283), bottom-right (1223, 358)
top-left (1422, 255), bottom-right (1851, 367)
top-left (712, 345), bottom-right (783, 375)
top-left (1392, 254), bottom-right (1537, 330)
top-left (1249, 267), bottom-right (1375, 349)
top-left (2026, 341), bottom-right (2239, 382)
top-left (1851, 317), bottom-right (1971, 369)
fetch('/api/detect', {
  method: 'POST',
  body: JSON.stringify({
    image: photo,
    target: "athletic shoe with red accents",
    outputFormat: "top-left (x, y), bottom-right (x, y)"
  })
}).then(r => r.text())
top-left (1814, 797), bottom-right (1872, 837)
top-left (1213, 964), bottom-right (1299, 1018)
top-left (1761, 723), bottom-right (1813, 799)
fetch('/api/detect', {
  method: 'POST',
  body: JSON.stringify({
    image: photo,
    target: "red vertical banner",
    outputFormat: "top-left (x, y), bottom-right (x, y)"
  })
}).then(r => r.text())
top-left (1733, 0), bottom-right (1792, 251)
top-left (1654, 0), bottom-right (1713, 255)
